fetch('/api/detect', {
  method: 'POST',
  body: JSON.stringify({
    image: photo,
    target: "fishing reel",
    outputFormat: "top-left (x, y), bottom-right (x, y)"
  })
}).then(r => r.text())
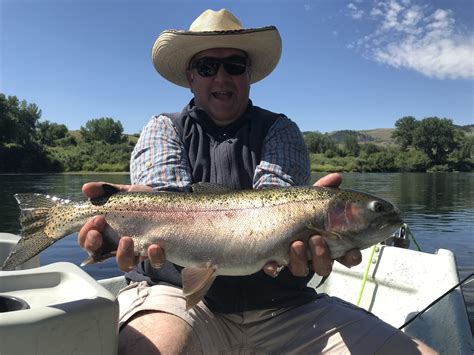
top-left (383, 223), bottom-right (410, 249)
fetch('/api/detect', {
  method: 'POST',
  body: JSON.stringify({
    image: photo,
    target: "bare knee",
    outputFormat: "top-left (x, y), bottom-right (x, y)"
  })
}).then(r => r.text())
top-left (412, 338), bottom-right (438, 355)
top-left (118, 311), bottom-right (202, 354)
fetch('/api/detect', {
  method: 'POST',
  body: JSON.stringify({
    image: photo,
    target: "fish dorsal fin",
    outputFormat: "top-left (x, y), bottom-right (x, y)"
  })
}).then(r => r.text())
top-left (181, 265), bottom-right (217, 309)
top-left (191, 182), bottom-right (233, 194)
top-left (15, 193), bottom-right (70, 209)
top-left (306, 222), bottom-right (341, 241)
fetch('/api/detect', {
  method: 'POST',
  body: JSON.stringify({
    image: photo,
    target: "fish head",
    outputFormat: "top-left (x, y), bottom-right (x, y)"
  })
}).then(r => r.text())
top-left (322, 190), bottom-right (403, 251)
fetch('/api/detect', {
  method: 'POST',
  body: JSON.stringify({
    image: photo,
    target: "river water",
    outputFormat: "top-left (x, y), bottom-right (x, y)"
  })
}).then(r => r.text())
top-left (0, 172), bottom-right (472, 332)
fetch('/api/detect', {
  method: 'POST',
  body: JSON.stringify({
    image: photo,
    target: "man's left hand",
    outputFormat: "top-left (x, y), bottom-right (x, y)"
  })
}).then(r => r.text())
top-left (263, 173), bottom-right (362, 278)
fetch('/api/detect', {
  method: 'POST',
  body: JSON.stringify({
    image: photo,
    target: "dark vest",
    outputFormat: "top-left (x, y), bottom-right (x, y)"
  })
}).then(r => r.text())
top-left (126, 100), bottom-right (317, 313)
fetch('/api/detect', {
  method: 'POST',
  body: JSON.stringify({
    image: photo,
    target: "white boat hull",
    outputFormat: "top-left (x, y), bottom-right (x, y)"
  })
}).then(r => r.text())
top-left (1, 233), bottom-right (472, 354)
top-left (309, 245), bottom-right (473, 354)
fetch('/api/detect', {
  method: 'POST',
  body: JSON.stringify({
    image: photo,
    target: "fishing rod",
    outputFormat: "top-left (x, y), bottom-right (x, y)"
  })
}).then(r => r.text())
top-left (399, 272), bottom-right (474, 330)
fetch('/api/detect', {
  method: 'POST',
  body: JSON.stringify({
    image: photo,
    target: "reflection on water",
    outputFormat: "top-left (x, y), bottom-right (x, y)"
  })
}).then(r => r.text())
top-left (1, 172), bottom-right (473, 331)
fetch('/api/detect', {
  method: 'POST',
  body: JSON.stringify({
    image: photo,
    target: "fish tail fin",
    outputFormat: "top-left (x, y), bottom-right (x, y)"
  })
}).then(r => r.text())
top-left (1, 194), bottom-right (68, 271)
top-left (1, 230), bottom-right (56, 271)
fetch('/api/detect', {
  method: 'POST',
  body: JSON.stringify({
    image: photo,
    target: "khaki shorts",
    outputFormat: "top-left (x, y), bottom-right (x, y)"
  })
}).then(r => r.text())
top-left (118, 282), bottom-right (406, 354)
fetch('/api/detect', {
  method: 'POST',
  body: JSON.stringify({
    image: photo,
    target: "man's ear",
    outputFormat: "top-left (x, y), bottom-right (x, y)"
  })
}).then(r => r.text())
top-left (247, 66), bottom-right (252, 81)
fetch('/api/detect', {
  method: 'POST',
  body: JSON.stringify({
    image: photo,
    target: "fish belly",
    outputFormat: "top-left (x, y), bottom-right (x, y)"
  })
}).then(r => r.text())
top-left (107, 203), bottom-right (310, 275)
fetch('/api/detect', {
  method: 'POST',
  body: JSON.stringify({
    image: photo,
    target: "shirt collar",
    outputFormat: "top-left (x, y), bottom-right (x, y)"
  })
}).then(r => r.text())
top-left (185, 99), bottom-right (253, 139)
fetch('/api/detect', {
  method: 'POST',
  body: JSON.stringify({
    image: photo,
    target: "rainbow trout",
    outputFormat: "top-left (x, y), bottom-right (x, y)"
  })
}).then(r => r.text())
top-left (2, 184), bottom-right (402, 308)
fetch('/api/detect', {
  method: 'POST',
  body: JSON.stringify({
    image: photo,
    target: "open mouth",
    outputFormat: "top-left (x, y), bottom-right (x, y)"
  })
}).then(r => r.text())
top-left (212, 91), bottom-right (233, 100)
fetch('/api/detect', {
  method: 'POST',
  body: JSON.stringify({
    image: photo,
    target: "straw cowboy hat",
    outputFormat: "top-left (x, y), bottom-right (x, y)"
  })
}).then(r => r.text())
top-left (152, 9), bottom-right (282, 88)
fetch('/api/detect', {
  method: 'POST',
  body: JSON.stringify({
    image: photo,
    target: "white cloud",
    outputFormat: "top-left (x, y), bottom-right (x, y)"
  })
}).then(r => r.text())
top-left (304, 4), bottom-right (312, 12)
top-left (350, 0), bottom-right (474, 80)
top-left (347, 3), bottom-right (365, 19)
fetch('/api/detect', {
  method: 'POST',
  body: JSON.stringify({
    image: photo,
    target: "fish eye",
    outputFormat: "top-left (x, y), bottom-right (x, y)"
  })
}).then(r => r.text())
top-left (369, 201), bottom-right (384, 213)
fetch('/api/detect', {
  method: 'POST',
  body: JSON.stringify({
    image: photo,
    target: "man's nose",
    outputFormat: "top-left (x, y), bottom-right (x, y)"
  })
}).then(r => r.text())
top-left (214, 64), bottom-right (231, 80)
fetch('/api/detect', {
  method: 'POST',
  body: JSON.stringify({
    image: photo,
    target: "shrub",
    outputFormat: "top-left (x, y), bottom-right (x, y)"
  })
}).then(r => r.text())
top-left (395, 150), bottom-right (430, 172)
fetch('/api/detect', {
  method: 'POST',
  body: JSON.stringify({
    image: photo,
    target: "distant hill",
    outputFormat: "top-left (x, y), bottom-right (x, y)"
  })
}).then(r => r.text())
top-left (454, 124), bottom-right (474, 135)
top-left (328, 130), bottom-right (375, 144)
top-left (321, 129), bottom-right (395, 146)
top-left (68, 130), bottom-right (139, 145)
top-left (71, 124), bottom-right (472, 147)
top-left (358, 129), bottom-right (396, 145)
top-left (319, 124), bottom-right (473, 146)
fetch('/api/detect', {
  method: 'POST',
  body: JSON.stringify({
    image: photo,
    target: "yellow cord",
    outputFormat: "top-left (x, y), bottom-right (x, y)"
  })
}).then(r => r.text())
top-left (406, 225), bottom-right (422, 251)
top-left (356, 245), bottom-right (377, 306)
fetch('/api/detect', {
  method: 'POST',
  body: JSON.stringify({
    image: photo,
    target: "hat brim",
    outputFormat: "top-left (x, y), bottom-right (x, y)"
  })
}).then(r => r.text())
top-left (152, 26), bottom-right (282, 88)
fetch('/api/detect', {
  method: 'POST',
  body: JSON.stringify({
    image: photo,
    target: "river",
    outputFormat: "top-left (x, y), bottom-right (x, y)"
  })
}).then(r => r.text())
top-left (0, 172), bottom-right (472, 332)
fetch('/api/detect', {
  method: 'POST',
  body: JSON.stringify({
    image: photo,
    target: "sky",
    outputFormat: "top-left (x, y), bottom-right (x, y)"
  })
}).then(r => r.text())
top-left (1, 0), bottom-right (473, 134)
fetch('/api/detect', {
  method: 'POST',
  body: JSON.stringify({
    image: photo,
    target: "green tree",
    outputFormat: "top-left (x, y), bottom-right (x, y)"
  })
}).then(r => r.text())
top-left (304, 131), bottom-right (336, 154)
top-left (395, 150), bottom-right (430, 172)
top-left (448, 134), bottom-right (473, 171)
top-left (392, 116), bottom-right (418, 150)
top-left (17, 100), bottom-right (42, 146)
top-left (55, 135), bottom-right (77, 147)
top-left (36, 120), bottom-right (69, 146)
top-left (80, 117), bottom-right (125, 144)
top-left (0, 94), bottom-right (41, 146)
top-left (367, 150), bottom-right (397, 171)
top-left (360, 143), bottom-right (380, 156)
top-left (344, 135), bottom-right (360, 156)
top-left (456, 134), bottom-right (473, 161)
top-left (0, 94), bottom-right (16, 143)
top-left (412, 117), bottom-right (459, 165)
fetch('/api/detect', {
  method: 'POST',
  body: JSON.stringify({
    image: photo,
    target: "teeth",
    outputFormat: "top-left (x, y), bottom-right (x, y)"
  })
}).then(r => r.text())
top-left (212, 91), bottom-right (232, 99)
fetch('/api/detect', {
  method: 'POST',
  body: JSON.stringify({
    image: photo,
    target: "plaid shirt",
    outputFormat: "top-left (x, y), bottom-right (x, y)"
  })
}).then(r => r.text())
top-left (130, 114), bottom-right (310, 190)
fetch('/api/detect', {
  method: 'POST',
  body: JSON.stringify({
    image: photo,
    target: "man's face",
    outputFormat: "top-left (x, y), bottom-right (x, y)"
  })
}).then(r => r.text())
top-left (186, 48), bottom-right (251, 127)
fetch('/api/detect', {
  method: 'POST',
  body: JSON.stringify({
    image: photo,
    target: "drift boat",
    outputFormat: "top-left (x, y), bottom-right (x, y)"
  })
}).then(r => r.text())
top-left (0, 232), bottom-right (472, 354)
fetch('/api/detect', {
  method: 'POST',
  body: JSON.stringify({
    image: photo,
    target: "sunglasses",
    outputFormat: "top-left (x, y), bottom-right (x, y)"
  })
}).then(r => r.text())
top-left (190, 55), bottom-right (249, 77)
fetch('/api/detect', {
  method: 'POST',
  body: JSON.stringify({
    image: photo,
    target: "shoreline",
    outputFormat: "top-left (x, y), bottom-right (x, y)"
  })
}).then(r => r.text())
top-left (1, 171), bottom-right (471, 176)
top-left (0, 172), bottom-right (130, 176)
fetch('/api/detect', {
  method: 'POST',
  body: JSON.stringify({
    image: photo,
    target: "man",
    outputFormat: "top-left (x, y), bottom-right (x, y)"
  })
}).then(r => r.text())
top-left (79, 9), bottom-right (436, 354)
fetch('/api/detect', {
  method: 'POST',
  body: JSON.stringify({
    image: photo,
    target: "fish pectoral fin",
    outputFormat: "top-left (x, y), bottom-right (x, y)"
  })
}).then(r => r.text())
top-left (80, 224), bottom-right (120, 266)
top-left (181, 265), bottom-right (217, 310)
top-left (80, 251), bottom-right (117, 266)
top-left (306, 222), bottom-right (341, 241)
top-left (80, 256), bottom-right (95, 267)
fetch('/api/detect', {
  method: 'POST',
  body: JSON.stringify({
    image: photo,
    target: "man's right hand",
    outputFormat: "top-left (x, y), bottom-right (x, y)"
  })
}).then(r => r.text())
top-left (77, 182), bottom-right (165, 272)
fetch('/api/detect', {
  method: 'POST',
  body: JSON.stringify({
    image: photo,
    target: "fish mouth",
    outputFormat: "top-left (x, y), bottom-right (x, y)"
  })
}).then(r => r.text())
top-left (379, 222), bottom-right (401, 231)
top-left (377, 219), bottom-right (404, 238)
top-left (372, 210), bottom-right (404, 235)
top-left (381, 210), bottom-right (404, 229)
